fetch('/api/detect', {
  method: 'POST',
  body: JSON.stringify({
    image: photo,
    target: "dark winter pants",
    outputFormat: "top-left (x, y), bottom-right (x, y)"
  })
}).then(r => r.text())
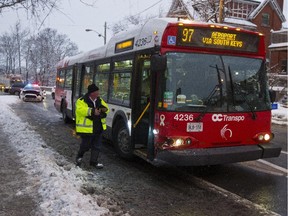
top-left (77, 133), bottom-right (102, 164)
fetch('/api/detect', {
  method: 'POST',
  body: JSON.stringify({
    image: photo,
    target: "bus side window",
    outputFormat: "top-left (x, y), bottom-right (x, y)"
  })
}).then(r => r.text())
top-left (95, 63), bottom-right (110, 101)
top-left (110, 72), bottom-right (131, 105)
top-left (110, 59), bottom-right (132, 106)
top-left (65, 69), bottom-right (73, 90)
top-left (57, 70), bottom-right (65, 88)
top-left (95, 73), bottom-right (109, 101)
top-left (74, 67), bottom-right (81, 99)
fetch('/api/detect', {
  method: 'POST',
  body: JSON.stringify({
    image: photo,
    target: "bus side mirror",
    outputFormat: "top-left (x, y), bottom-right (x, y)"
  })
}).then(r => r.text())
top-left (269, 90), bottom-right (276, 103)
top-left (151, 54), bottom-right (167, 73)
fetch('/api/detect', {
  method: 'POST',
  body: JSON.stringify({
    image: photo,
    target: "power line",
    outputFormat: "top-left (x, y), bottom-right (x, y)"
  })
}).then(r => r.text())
top-left (133, 0), bottom-right (163, 17)
top-left (109, 0), bottom-right (163, 27)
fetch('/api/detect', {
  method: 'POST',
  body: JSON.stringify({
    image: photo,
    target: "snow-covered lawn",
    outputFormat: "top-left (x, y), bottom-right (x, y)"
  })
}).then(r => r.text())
top-left (272, 103), bottom-right (288, 125)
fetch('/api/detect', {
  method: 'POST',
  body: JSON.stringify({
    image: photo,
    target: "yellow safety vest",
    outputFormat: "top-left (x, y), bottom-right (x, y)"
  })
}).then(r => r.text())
top-left (75, 97), bottom-right (109, 134)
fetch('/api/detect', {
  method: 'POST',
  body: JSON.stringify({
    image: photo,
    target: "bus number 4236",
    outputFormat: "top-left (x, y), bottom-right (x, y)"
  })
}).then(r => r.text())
top-left (174, 114), bottom-right (194, 121)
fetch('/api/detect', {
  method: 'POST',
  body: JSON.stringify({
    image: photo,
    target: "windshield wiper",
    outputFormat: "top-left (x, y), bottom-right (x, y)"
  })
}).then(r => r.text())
top-left (228, 66), bottom-right (235, 106)
top-left (196, 65), bottom-right (223, 121)
top-left (228, 66), bottom-right (257, 120)
top-left (196, 84), bottom-right (222, 121)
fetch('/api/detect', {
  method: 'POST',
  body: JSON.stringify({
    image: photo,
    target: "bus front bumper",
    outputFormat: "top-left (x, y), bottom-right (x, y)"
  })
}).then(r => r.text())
top-left (154, 144), bottom-right (281, 166)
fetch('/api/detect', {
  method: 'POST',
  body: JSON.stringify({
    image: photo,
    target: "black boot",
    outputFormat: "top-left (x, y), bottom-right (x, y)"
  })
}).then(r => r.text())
top-left (75, 157), bottom-right (82, 167)
top-left (90, 150), bottom-right (103, 169)
top-left (90, 162), bottom-right (104, 169)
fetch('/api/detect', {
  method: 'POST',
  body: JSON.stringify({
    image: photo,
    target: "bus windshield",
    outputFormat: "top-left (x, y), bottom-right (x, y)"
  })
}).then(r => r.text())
top-left (157, 52), bottom-right (271, 113)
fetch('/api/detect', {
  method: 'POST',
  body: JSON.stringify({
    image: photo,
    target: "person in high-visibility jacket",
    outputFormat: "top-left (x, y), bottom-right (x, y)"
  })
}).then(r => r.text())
top-left (75, 83), bottom-right (109, 169)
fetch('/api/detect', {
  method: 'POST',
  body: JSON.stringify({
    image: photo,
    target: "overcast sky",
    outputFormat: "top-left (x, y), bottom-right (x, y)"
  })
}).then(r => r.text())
top-left (0, 0), bottom-right (170, 52)
top-left (0, 0), bottom-right (286, 53)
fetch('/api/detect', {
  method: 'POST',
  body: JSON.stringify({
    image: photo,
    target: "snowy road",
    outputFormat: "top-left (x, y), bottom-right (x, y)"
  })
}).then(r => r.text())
top-left (0, 94), bottom-right (287, 216)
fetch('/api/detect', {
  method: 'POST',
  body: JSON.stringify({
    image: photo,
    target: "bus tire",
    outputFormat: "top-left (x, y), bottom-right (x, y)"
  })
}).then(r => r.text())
top-left (113, 120), bottom-right (134, 159)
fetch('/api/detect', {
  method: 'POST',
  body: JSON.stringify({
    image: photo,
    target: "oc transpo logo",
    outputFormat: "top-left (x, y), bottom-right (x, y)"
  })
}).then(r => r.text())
top-left (212, 114), bottom-right (245, 122)
top-left (221, 124), bottom-right (232, 140)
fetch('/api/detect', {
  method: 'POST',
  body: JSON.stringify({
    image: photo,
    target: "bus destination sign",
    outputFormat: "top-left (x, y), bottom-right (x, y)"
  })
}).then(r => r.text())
top-left (115, 38), bottom-right (134, 53)
top-left (177, 26), bottom-right (260, 53)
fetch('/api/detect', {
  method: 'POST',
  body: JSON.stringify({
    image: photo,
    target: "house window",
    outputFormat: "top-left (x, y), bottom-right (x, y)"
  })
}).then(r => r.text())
top-left (262, 13), bottom-right (270, 26)
top-left (229, 1), bottom-right (257, 19)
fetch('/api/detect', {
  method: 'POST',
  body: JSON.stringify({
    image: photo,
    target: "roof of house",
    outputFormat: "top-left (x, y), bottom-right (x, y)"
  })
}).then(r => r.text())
top-left (224, 17), bottom-right (257, 27)
top-left (248, 0), bottom-right (286, 22)
top-left (166, 0), bottom-right (201, 20)
top-left (166, 0), bottom-right (286, 24)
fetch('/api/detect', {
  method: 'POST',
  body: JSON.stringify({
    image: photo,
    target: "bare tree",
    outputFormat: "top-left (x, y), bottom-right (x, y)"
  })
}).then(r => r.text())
top-left (12, 22), bottom-right (29, 75)
top-left (0, 33), bottom-right (17, 74)
top-left (0, 0), bottom-right (59, 19)
top-left (111, 14), bottom-right (155, 35)
top-left (22, 36), bottom-right (35, 81)
top-left (190, 0), bottom-right (230, 23)
top-left (111, 0), bottom-right (230, 35)
top-left (27, 28), bottom-right (78, 85)
top-left (0, 26), bottom-right (78, 85)
top-left (0, 23), bottom-right (29, 76)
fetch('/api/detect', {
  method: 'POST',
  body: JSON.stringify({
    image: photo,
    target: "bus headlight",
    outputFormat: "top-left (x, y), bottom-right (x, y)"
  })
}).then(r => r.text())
top-left (254, 132), bottom-right (273, 143)
top-left (153, 129), bottom-right (159, 135)
top-left (171, 138), bottom-right (192, 147)
top-left (174, 138), bottom-right (184, 147)
top-left (185, 138), bottom-right (192, 145)
top-left (258, 134), bottom-right (264, 141)
top-left (264, 133), bottom-right (271, 141)
top-left (162, 137), bottom-right (194, 149)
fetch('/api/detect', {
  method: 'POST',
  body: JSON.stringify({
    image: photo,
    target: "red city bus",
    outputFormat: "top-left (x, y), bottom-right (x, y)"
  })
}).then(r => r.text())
top-left (55, 18), bottom-right (281, 166)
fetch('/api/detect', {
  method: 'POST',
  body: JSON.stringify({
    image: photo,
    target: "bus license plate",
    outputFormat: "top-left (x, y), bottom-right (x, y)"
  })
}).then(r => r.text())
top-left (187, 122), bottom-right (203, 132)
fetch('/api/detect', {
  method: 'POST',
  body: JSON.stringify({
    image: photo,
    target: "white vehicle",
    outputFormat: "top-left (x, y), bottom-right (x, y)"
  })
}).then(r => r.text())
top-left (20, 84), bottom-right (45, 102)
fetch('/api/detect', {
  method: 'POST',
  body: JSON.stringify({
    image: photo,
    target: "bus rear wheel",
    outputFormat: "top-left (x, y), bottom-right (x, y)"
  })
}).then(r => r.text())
top-left (113, 120), bottom-right (134, 159)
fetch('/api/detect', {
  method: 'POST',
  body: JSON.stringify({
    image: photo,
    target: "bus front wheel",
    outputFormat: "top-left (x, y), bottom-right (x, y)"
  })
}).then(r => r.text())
top-left (113, 120), bottom-right (134, 159)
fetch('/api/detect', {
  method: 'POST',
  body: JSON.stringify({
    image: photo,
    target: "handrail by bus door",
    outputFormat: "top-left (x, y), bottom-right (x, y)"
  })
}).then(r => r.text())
top-left (133, 102), bottom-right (150, 128)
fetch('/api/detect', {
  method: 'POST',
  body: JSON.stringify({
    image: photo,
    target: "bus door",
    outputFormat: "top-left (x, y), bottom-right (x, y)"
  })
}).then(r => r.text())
top-left (132, 57), bottom-right (151, 150)
top-left (72, 64), bottom-right (82, 118)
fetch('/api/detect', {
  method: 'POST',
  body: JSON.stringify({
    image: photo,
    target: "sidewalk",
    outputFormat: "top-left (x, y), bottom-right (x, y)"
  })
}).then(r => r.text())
top-left (0, 126), bottom-right (39, 216)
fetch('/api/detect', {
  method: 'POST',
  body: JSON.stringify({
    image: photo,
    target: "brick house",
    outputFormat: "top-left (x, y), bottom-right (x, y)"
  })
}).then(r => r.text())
top-left (269, 29), bottom-right (287, 72)
top-left (268, 29), bottom-right (287, 100)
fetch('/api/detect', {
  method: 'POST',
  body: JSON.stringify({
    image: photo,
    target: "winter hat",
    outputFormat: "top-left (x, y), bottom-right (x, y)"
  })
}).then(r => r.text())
top-left (88, 84), bottom-right (99, 94)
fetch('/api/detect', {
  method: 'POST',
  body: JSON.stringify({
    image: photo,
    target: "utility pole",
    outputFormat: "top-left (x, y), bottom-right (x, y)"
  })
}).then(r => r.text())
top-left (85, 21), bottom-right (107, 45)
top-left (104, 22), bottom-right (107, 45)
top-left (219, 0), bottom-right (224, 23)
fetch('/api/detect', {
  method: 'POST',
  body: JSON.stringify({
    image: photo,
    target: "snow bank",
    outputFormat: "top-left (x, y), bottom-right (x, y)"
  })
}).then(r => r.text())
top-left (0, 96), bottom-right (109, 216)
top-left (272, 103), bottom-right (288, 125)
